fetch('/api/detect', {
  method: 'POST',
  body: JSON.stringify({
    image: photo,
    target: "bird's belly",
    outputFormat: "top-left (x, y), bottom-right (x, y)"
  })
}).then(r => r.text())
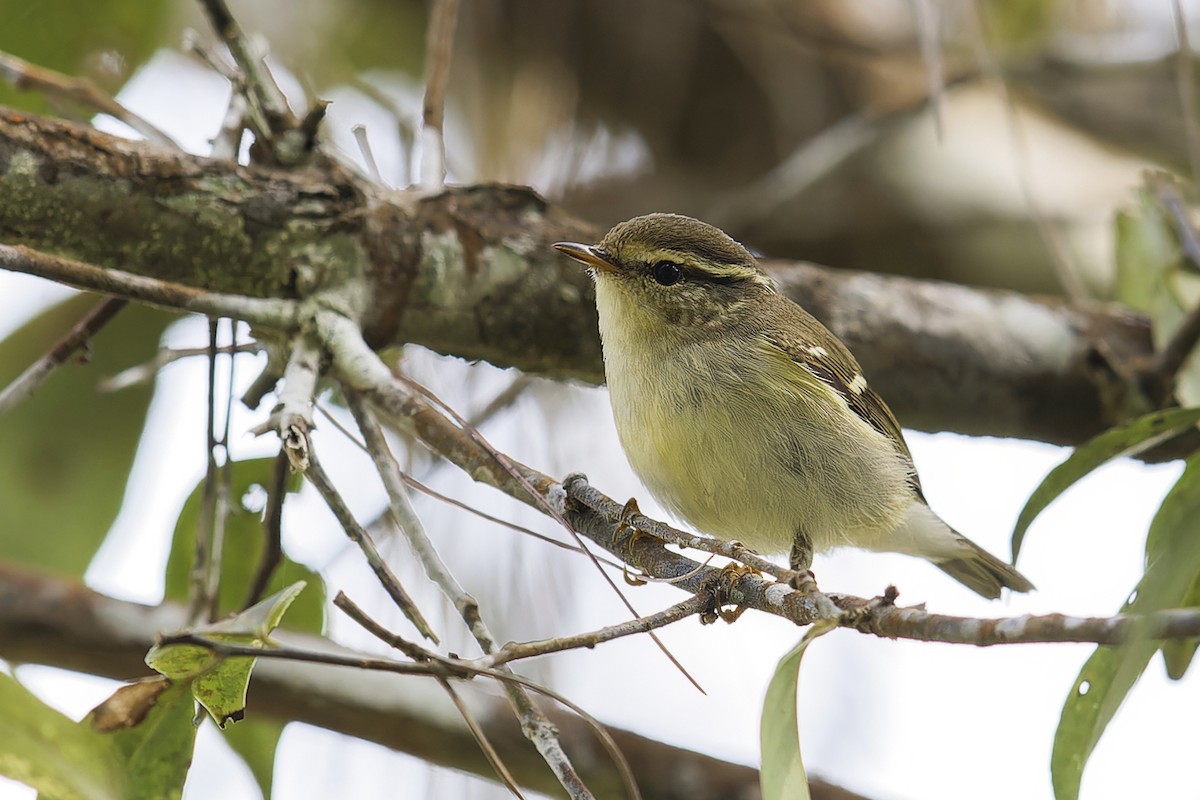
top-left (608, 360), bottom-right (912, 555)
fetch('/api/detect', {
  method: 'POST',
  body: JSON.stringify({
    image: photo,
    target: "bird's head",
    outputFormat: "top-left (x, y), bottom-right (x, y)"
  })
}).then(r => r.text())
top-left (554, 213), bottom-right (776, 331)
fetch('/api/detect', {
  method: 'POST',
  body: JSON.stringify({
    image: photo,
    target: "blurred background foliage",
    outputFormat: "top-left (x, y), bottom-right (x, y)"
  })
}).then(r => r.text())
top-left (3, 0), bottom-right (1196, 297)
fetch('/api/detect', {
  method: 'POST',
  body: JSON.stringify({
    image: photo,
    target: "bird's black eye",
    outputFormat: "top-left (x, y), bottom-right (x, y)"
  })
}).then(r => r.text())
top-left (651, 261), bottom-right (684, 286)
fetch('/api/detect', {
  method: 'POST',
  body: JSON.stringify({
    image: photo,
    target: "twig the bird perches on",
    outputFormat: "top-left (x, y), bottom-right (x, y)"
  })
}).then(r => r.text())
top-left (0, 297), bottom-right (127, 417)
top-left (330, 328), bottom-right (1200, 646)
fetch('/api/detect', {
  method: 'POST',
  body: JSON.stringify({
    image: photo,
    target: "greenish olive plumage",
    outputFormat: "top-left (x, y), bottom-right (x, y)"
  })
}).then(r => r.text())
top-left (555, 213), bottom-right (1033, 598)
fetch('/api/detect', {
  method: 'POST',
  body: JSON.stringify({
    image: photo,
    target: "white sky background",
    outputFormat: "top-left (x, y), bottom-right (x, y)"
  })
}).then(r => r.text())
top-left (3, 20), bottom-right (1200, 800)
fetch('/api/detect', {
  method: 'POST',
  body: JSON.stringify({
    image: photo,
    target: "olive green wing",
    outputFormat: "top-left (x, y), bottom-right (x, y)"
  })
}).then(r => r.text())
top-left (761, 329), bottom-right (925, 497)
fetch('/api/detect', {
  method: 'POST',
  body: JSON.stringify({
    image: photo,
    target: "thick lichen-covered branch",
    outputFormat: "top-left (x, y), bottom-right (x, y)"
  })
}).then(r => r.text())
top-left (0, 106), bottom-right (1167, 447)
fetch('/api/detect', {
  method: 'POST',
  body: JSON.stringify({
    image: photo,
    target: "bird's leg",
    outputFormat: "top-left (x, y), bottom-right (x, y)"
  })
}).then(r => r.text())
top-left (788, 532), bottom-right (820, 593)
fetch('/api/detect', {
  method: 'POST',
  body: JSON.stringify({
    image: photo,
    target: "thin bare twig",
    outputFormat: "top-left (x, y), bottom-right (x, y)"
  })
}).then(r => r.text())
top-left (397, 375), bottom-right (706, 693)
top-left (352, 124), bottom-right (384, 184)
top-left (314, 401), bottom-right (627, 568)
top-left (189, 319), bottom-right (226, 624)
top-left (0, 244), bottom-right (299, 328)
top-left (99, 342), bottom-right (265, 393)
top-left (0, 297), bottom-right (127, 417)
top-left (333, 593), bottom-right (526, 799)
top-left (565, 479), bottom-right (792, 583)
top-left (271, 333), bottom-right (321, 471)
top-left (468, 374), bottom-right (535, 428)
top-left (244, 450), bottom-right (288, 608)
top-left (160, 627), bottom-right (642, 800)
top-left (965, 0), bottom-right (1088, 299)
top-left (196, 0), bottom-right (327, 166)
top-left (912, 0), bottom-right (945, 141)
top-left (841, 602), bottom-right (1200, 646)
top-left (197, 0), bottom-right (292, 129)
top-left (344, 392), bottom-right (596, 800)
top-left (1173, 0), bottom-right (1200, 188)
top-left (420, 0), bottom-right (460, 188)
top-left (0, 49), bottom-right (178, 148)
top-left (349, 77), bottom-right (419, 186)
top-left (303, 448), bottom-right (439, 643)
top-left (480, 594), bottom-right (709, 669)
top-left (211, 90), bottom-right (248, 161)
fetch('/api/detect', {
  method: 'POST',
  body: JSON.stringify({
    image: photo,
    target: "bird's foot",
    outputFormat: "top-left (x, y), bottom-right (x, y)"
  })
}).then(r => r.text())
top-left (787, 569), bottom-right (820, 594)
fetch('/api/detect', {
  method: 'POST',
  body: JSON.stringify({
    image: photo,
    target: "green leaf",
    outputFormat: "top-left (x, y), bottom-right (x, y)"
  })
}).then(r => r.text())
top-left (759, 621), bottom-right (835, 800)
top-left (146, 582), bottom-right (306, 728)
top-left (85, 678), bottom-right (197, 800)
top-left (1114, 180), bottom-right (1200, 406)
top-left (0, 672), bottom-right (125, 800)
top-left (1051, 453), bottom-right (1200, 800)
top-left (161, 458), bottom-right (322, 796)
top-left (1160, 569), bottom-right (1200, 680)
top-left (163, 457), bottom-right (325, 634)
top-left (1051, 629), bottom-right (1159, 800)
top-left (1114, 193), bottom-right (1179, 315)
top-left (1011, 407), bottom-right (1200, 563)
top-left (0, 299), bottom-right (174, 576)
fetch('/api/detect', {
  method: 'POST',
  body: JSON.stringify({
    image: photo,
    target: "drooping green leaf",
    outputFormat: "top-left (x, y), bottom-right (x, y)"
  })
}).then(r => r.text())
top-left (85, 678), bottom-right (197, 800)
top-left (0, 298), bottom-right (174, 576)
top-left (1051, 627), bottom-right (1159, 800)
top-left (759, 622), bottom-right (835, 800)
top-left (1160, 570), bottom-right (1200, 680)
top-left (146, 582), bottom-right (306, 728)
top-left (0, 672), bottom-right (125, 800)
top-left (1011, 406), bottom-right (1200, 563)
top-left (1052, 453), bottom-right (1200, 800)
top-left (1144, 451), bottom-right (1200, 682)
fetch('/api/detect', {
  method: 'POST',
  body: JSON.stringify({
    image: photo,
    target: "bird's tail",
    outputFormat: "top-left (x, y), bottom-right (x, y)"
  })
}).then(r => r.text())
top-left (891, 502), bottom-right (1035, 599)
top-left (936, 539), bottom-right (1035, 600)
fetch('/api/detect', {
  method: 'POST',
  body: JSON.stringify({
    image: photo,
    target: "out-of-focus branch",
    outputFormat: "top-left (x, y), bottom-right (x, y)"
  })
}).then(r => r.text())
top-left (0, 49), bottom-right (177, 147)
top-left (0, 244), bottom-right (299, 327)
top-left (0, 296), bottom-right (126, 415)
top-left (0, 106), bottom-right (1174, 451)
top-left (0, 564), bottom-right (818, 800)
top-left (420, 0), bottom-right (460, 188)
top-left (345, 391), bottom-right (595, 798)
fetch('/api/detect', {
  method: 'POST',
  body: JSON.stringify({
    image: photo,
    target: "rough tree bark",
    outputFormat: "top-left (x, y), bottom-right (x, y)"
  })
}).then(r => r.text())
top-left (0, 107), bottom-right (1169, 450)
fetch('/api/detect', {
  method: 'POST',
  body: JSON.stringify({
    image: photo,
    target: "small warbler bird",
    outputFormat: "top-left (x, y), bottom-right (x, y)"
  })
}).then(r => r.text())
top-left (555, 213), bottom-right (1033, 599)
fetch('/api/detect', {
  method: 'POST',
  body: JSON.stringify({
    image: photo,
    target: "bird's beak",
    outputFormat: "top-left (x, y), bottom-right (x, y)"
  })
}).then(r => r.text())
top-left (553, 242), bottom-right (618, 274)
